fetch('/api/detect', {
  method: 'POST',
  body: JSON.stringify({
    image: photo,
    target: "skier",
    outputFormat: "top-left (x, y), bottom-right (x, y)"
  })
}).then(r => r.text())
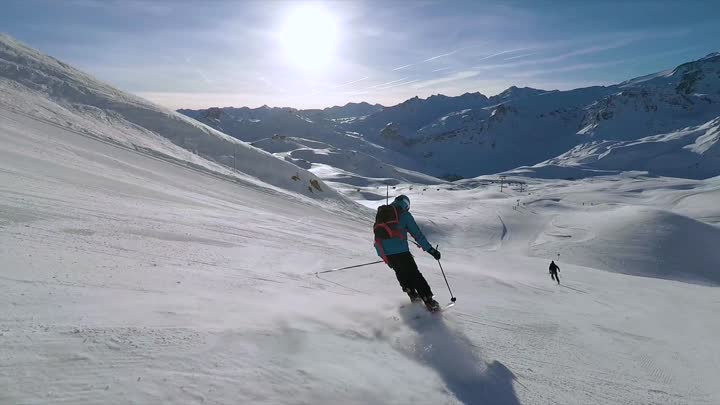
top-left (373, 195), bottom-right (442, 311)
top-left (549, 260), bottom-right (560, 284)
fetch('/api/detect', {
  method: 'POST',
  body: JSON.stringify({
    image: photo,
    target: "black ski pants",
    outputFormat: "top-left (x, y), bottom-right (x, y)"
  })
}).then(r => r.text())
top-left (386, 252), bottom-right (433, 298)
top-left (550, 271), bottom-right (560, 284)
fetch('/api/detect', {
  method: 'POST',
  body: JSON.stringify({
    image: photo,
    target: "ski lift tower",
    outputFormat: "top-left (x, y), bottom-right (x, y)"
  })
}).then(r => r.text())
top-left (499, 175), bottom-right (507, 192)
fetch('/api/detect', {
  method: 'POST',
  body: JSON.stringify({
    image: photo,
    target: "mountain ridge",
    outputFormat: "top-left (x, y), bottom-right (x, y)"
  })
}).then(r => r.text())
top-left (179, 51), bottom-right (720, 181)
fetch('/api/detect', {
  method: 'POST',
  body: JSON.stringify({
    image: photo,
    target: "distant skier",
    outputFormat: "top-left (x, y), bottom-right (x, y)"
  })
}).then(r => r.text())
top-left (373, 195), bottom-right (442, 311)
top-left (549, 260), bottom-right (560, 284)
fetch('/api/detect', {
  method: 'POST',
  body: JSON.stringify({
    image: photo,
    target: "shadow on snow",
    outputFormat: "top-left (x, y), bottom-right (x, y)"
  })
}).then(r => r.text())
top-left (398, 305), bottom-right (521, 405)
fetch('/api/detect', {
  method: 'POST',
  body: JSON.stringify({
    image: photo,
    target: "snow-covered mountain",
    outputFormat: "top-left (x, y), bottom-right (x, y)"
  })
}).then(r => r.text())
top-left (180, 53), bottom-right (720, 181)
top-left (178, 105), bottom-right (337, 143)
top-left (579, 52), bottom-right (720, 141)
top-left (405, 54), bottom-right (720, 178)
top-left (0, 34), bottom-right (344, 202)
top-left (178, 102), bottom-right (383, 143)
top-left (348, 92), bottom-right (493, 140)
top-left (302, 101), bottom-right (384, 120)
top-left (511, 117), bottom-right (720, 179)
top-left (251, 134), bottom-right (442, 187)
top-left (180, 103), bottom-right (444, 186)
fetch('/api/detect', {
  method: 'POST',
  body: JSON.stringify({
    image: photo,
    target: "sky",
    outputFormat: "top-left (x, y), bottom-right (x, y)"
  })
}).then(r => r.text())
top-left (2, 0), bottom-right (719, 110)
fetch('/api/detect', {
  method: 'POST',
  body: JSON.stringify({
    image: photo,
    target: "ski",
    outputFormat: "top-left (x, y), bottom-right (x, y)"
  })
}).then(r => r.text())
top-left (441, 301), bottom-right (455, 311)
top-left (428, 301), bottom-right (455, 313)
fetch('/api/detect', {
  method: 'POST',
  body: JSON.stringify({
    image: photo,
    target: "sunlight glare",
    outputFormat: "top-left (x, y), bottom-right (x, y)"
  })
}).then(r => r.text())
top-left (277, 3), bottom-right (340, 72)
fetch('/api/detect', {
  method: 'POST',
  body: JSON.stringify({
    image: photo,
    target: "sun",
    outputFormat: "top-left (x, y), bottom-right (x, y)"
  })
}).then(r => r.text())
top-left (277, 4), bottom-right (340, 71)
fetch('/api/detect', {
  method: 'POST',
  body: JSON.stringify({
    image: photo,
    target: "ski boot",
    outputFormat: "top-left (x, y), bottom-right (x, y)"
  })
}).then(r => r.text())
top-left (405, 288), bottom-right (422, 303)
top-left (422, 296), bottom-right (441, 312)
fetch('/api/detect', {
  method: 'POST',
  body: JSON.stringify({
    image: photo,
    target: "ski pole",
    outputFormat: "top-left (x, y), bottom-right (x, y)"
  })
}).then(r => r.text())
top-left (435, 245), bottom-right (457, 302)
top-left (437, 260), bottom-right (457, 302)
top-left (314, 260), bottom-right (383, 276)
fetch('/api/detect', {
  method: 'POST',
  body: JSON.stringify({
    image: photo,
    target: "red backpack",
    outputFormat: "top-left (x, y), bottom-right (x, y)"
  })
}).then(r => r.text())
top-left (373, 204), bottom-right (406, 262)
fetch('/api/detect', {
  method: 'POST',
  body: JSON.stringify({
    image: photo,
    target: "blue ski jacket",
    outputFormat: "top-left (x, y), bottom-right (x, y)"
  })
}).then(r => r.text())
top-left (375, 202), bottom-right (433, 259)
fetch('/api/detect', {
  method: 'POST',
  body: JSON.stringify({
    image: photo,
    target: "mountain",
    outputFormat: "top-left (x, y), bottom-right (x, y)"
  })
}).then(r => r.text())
top-left (510, 117), bottom-right (720, 179)
top-left (302, 101), bottom-right (384, 120)
top-left (408, 54), bottom-right (720, 178)
top-left (179, 54), bottom-right (720, 181)
top-left (179, 104), bottom-right (443, 185)
top-left (177, 102), bottom-right (383, 144)
top-left (0, 34), bottom-right (345, 202)
top-left (251, 135), bottom-right (443, 187)
top-left (177, 105), bottom-right (338, 143)
top-left (487, 85), bottom-right (553, 105)
top-left (349, 92), bottom-right (493, 142)
top-left (397, 86), bottom-right (615, 177)
top-left (177, 90), bottom-right (549, 182)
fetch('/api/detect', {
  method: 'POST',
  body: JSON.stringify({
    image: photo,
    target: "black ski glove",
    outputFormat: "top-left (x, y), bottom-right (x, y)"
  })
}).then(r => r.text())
top-left (428, 247), bottom-right (441, 261)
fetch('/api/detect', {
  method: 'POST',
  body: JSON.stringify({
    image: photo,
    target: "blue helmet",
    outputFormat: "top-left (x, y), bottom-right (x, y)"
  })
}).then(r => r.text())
top-left (394, 195), bottom-right (410, 211)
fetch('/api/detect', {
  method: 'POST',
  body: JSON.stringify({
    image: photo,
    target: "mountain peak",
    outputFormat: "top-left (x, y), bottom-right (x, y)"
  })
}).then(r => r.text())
top-left (498, 85), bottom-right (546, 96)
top-left (489, 86), bottom-right (550, 104)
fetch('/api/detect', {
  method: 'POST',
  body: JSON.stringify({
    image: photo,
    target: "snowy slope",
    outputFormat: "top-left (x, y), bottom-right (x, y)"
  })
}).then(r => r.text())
top-left (579, 53), bottom-right (720, 141)
top-left (249, 135), bottom-right (441, 186)
top-left (513, 117), bottom-right (720, 179)
top-left (0, 34), bottom-right (342, 202)
top-left (3, 115), bottom-right (719, 403)
top-left (180, 105), bottom-right (443, 184)
top-left (178, 105), bottom-right (338, 143)
top-left (411, 87), bottom-right (615, 176)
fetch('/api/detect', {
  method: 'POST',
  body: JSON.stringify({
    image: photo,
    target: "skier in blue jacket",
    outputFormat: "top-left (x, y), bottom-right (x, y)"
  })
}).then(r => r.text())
top-left (374, 195), bottom-right (441, 311)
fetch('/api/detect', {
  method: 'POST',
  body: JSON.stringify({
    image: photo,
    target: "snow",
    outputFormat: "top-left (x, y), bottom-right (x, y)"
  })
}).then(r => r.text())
top-left (0, 34), bottom-right (345, 205)
top-left (2, 34), bottom-right (720, 405)
top-left (512, 117), bottom-right (720, 179)
top-left (5, 119), bottom-right (719, 403)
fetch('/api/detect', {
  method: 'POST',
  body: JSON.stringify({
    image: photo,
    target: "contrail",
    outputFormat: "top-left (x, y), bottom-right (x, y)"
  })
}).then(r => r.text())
top-left (334, 76), bottom-right (369, 88)
top-left (422, 50), bottom-right (458, 62)
top-left (392, 49), bottom-right (460, 71)
top-left (476, 48), bottom-right (530, 62)
top-left (504, 52), bottom-right (537, 61)
top-left (392, 64), bottom-right (415, 71)
top-left (376, 79), bottom-right (420, 90)
top-left (370, 77), bottom-right (411, 88)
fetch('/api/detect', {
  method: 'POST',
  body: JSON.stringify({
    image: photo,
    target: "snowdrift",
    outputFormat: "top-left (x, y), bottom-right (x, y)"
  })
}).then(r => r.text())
top-left (533, 205), bottom-right (720, 284)
top-left (0, 34), bottom-right (344, 203)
